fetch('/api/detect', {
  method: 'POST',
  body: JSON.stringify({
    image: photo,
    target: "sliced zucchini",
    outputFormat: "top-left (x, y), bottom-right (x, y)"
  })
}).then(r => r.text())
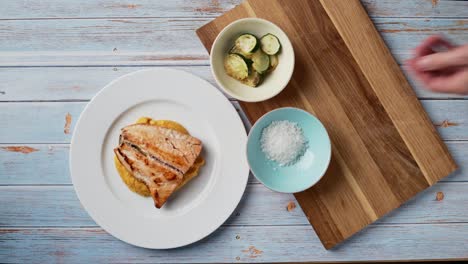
top-left (268, 54), bottom-right (279, 72)
top-left (251, 49), bottom-right (270, 74)
top-left (224, 54), bottom-right (249, 80)
top-left (235, 34), bottom-right (258, 54)
top-left (230, 45), bottom-right (241, 54)
top-left (230, 45), bottom-right (253, 59)
top-left (241, 70), bottom-right (263, 87)
top-left (260, 34), bottom-right (281, 55)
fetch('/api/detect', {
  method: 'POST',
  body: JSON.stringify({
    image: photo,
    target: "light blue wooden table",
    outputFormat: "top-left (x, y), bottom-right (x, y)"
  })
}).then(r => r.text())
top-left (1, 1), bottom-right (467, 263)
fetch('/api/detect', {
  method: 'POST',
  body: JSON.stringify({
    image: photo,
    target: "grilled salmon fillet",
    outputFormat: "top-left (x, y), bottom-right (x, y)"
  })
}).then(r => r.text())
top-left (114, 124), bottom-right (202, 208)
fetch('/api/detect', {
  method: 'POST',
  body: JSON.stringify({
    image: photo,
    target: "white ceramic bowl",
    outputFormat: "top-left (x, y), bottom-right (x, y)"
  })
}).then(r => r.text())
top-left (210, 18), bottom-right (295, 102)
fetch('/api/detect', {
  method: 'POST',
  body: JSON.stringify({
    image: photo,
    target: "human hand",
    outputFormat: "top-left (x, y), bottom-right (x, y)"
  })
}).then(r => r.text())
top-left (406, 35), bottom-right (468, 95)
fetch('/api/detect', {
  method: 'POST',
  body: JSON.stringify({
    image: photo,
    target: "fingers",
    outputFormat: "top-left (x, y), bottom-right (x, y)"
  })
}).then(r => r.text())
top-left (406, 35), bottom-right (468, 95)
top-left (406, 57), bottom-right (468, 95)
top-left (415, 45), bottom-right (468, 71)
top-left (414, 35), bottom-right (455, 57)
top-left (406, 58), bottom-right (431, 83)
top-left (424, 69), bottom-right (468, 95)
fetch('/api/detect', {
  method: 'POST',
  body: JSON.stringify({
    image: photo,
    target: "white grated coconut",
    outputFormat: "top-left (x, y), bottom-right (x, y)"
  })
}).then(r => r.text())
top-left (260, 120), bottom-right (307, 166)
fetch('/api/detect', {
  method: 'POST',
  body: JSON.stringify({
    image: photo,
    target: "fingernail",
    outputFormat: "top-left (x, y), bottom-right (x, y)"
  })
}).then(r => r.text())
top-left (415, 57), bottom-right (432, 70)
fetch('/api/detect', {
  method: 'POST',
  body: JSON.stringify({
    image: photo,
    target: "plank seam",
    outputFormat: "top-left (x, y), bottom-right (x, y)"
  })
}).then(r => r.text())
top-left (0, 62), bottom-right (212, 68)
top-left (0, 16), bottom-right (467, 21)
top-left (3, 179), bottom-right (467, 187)
top-left (0, 182), bottom-right (263, 187)
top-left (3, 222), bottom-right (468, 229)
top-left (0, 61), bottom-right (433, 68)
top-left (0, 140), bottom-right (466, 145)
top-left (2, 98), bottom-right (466, 103)
top-left (3, 179), bottom-right (468, 186)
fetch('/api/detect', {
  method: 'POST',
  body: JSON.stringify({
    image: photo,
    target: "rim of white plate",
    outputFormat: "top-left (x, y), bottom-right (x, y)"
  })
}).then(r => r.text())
top-left (70, 68), bottom-right (249, 249)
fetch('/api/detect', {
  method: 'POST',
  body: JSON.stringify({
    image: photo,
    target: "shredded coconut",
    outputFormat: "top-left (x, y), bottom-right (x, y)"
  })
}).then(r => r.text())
top-left (260, 120), bottom-right (307, 166)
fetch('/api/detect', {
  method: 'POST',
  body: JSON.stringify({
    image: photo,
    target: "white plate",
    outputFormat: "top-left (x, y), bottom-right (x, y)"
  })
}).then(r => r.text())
top-left (70, 68), bottom-right (249, 249)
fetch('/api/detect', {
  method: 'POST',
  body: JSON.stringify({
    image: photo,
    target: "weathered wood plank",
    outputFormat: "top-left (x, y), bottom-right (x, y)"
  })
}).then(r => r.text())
top-left (0, 1), bottom-right (466, 262)
top-left (1, 66), bottom-right (466, 102)
top-left (0, 185), bottom-right (292, 227)
top-left (0, 17), bottom-right (209, 66)
top-left (0, 18), bottom-right (466, 66)
top-left (2, 224), bottom-right (468, 263)
top-left (1, 182), bottom-right (467, 227)
top-left (0, 144), bottom-right (70, 184)
top-left (1, 141), bottom-right (466, 185)
top-left (362, 0), bottom-right (468, 18)
top-left (1, 0), bottom-right (467, 19)
top-left (0, 0), bottom-right (240, 19)
top-left (0, 66), bottom-right (230, 101)
top-left (0, 102), bottom-right (84, 143)
top-left (424, 101), bottom-right (468, 141)
top-left (0, 100), bottom-right (465, 144)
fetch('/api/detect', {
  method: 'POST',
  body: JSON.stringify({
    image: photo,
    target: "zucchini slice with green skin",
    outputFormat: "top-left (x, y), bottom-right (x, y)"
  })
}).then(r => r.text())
top-left (224, 54), bottom-right (249, 80)
top-left (230, 45), bottom-right (241, 54)
top-left (260, 34), bottom-right (281, 55)
top-left (242, 70), bottom-right (263, 87)
top-left (268, 54), bottom-right (279, 72)
top-left (251, 49), bottom-right (270, 74)
top-left (230, 45), bottom-right (253, 59)
top-left (235, 34), bottom-right (258, 54)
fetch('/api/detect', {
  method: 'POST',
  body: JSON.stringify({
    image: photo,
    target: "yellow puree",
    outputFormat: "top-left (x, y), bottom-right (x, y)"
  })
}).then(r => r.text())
top-left (114, 117), bottom-right (205, 196)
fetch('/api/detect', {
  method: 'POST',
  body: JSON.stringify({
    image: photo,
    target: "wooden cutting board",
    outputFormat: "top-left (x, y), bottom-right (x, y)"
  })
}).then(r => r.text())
top-left (196, 0), bottom-right (457, 249)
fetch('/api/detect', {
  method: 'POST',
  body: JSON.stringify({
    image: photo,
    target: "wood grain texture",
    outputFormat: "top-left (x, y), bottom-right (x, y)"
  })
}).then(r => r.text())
top-left (196, 0), bottom-right (458, 249)
top-left (1, 0), bottom-right (467, 19)
top-left (0, 141), bottom-right (456, 188)
top-left (2, 225), bottom-right (468, 263)
top-left (0, 101), bottom-right (466, 142)
top-left (0, 18), bottom-right (466, 66)
top-left (0, 144), bottom-right (70, 185)
top-left (2, 182), bottom-right (468, 228)
top-left (317, 0), bottom-right (456, 184)
top-left (0, 102), bottom-right (84, 143)
top-left (2, 141), bottom-right (465, 186)
top-left (1, 66), bottom-right (467, 102)
top-left (0, 0), bottom-right (467, 262)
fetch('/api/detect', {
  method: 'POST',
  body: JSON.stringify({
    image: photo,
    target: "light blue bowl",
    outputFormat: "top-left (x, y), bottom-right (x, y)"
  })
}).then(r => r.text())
top-left (247, 107), bottom-right (332, 193)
